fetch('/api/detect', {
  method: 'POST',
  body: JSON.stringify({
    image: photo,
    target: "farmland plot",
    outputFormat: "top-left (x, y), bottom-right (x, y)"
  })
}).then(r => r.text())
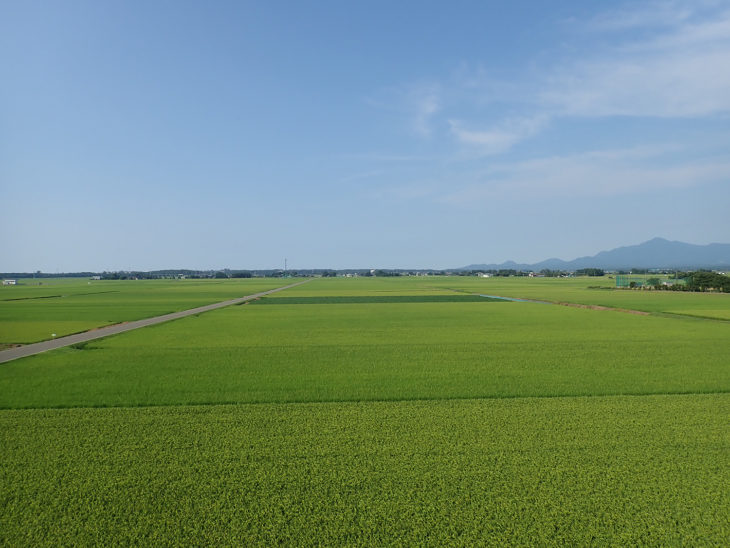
top-left (0, 277), bottom-right (291, 344)
top-left (1, 276), bottom-right (728, 545)
top-left (1, 395), bottom-right (727, 545)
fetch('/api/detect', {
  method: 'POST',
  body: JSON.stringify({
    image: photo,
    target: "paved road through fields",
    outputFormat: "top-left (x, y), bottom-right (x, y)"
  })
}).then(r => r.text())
top-left (0, 279), bottom-right (311, 364)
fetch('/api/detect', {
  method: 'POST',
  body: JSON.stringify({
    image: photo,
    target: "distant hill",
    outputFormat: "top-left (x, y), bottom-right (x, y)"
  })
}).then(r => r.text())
top-left (458, 238), bottom-right (730, 271)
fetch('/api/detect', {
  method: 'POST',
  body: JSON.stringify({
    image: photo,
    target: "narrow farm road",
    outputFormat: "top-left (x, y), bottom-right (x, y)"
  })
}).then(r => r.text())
top-left (0, 279), bottom-right (311, 364)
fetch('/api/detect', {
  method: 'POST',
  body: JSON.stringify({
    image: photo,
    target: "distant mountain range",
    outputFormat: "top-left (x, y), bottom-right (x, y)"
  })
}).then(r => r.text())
top-left (458, 238), bottom-right (730, 271)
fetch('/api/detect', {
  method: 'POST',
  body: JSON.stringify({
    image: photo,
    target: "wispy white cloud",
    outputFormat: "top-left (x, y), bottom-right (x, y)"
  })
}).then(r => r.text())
top-left (543, 52), bottom-right (730, 117)
top-left (339, 153), bottom-right (428, 163)
top-left (448, 115), bottom-right (548, 155)
top-left (371, 181), bottom-right (439, 202)
top-left (627, 10), bottom-right (730, 51)
top-left (372, 1), bottom-right (730, 162)
top-left (441, 144), bottom-right (730, 204)
top-left (586, 0), bottom-right (695, 31)
top-left (544, 4), bottom-right (730, 117)
top-left (365, 82), bottom-right (441, 138)
top-left (338, 169), bottom-right (384, 184)
top-left (408, 84), bottom-right (440, 137)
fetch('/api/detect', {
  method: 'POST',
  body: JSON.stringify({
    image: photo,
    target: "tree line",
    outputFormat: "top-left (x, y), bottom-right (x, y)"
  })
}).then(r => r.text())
top-left (627, 271), bottom-right (730, 292)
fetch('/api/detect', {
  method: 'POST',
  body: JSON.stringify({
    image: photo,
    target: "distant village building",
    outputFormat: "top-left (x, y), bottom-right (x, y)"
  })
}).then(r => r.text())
top-left (479, 273), bottom-right (492, 278)
top-left (2, 279), bottom-right (17, 285)
top-left (90, 276), bottom-right (101, 280)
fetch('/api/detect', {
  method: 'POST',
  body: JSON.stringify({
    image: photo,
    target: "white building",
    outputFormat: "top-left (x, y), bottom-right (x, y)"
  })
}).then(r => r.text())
top-left (2, 279), bottom-right (17, 285)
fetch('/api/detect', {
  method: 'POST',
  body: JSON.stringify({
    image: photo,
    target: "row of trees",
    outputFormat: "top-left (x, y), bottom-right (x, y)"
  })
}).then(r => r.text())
top-left (684, 271), bottom-right (730, 292)
top-left (457, 268), bottom-right (604, 277)
top-left (629, 271), bottom-right (730, 292)
top-left (575, 268), bottom-right (605, 276)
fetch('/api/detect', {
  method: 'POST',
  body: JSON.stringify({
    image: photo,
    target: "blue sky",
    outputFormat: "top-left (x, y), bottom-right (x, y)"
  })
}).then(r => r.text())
top-left (2, 0), bottom-right (729, 271)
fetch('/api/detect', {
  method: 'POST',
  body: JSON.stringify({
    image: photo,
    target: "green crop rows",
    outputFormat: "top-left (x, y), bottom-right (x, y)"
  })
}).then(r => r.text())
top-left (1, 276), bottom-right (729, 545)
top-left (2, 297), bottom-right (728, 409)
top-left (2, 396), bottom-right (728, 546)
top-left (426, 275), bottom-right (730, 319)
top-left (0, 277), bottom-right (291, 344)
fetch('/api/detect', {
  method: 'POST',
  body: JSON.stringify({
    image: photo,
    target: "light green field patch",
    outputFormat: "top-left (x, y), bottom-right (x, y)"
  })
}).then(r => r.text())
top-left (0, 320), bottom-right (112, 345)
top-left (2, 299), bottom-right (728, 409)
top-left (264, 277), bottom-right (462, 298)
top-left (1, 394), bottom-right (727, 546)
top-left (0, 278), bottom-right (292, 343)
top-left (429, 276), bottom-right (730, 315)
top-left (665, 308), bottom-right (730, 320)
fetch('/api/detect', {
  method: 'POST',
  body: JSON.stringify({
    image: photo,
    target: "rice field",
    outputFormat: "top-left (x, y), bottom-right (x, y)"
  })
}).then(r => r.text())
top-left (0, 277), bottom-right (291, 344)
top-left (427, 275), bottom-right (730, 319)
top-left (1, 276), bottom-right (728, 545)
top-left (2, 395), bottom-right (727, 546)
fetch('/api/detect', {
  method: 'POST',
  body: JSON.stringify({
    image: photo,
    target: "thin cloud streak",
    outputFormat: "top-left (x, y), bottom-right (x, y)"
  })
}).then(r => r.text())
top-left (441, 145), bottom-right (730, 204)
top-left (410, 85), bottom-right (440, 137)
top-left (387, 2), bottom-right (730, 154)
top-left (448, 115), bottom-right (549, 155)
top-left (545, 8), bottom-right (730, 118)
top-left (364, 82), bottom-right (441, 138)
top-left (586, 0), bottom-right (695, 31)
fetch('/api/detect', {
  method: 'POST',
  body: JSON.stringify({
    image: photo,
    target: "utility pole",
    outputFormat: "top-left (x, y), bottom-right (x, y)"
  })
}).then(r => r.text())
top-left (284, 258), bottom-right (287, 274)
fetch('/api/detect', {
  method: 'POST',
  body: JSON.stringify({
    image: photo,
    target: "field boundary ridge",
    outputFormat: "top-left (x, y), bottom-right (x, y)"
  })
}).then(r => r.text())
top-left (3, 388), bottom-right (729, 412)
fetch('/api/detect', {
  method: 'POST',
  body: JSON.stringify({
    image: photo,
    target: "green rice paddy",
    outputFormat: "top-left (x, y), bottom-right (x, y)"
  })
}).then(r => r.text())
top-left (0, 277), bottom-right (291, 344)
top-left (3, 395), bottom-right (727, 546)
top-left (1, 276), bottom-right (728, 545)
top-left (429, 275), bottom-right (730, 319)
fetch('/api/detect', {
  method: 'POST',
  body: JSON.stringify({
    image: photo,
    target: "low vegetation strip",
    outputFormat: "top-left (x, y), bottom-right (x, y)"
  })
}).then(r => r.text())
top-left (481, 294), bottom-right (651, 314)
top-left (1, 294), bottom-right (64, 301)
top-left (252, 294), bottom-right (505, 304)
top-left (551, 300), bottom-right (650, 315)
top-left (1, 394), bottom-right (727, 546)
top-left (661, 309), bottom-right (730, 321)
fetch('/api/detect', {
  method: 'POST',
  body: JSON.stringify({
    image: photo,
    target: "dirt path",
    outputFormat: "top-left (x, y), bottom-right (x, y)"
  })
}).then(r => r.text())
top-left (0, 279), bottom-right (311, 365)
top-left (555, 301), bottom-right (649, 315)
